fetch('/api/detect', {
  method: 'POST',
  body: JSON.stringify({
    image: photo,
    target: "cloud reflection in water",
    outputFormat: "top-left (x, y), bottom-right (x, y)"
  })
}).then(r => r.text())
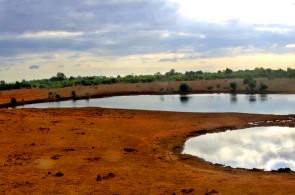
top-left (182, 126), bottom-right (295, 171)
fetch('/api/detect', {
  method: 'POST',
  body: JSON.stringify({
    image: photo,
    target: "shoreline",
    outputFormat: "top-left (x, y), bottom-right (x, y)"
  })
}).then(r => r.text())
top-left (2, 90), bottom-right (293, 108)
top-left (1, 78), bottom-right (295, 107)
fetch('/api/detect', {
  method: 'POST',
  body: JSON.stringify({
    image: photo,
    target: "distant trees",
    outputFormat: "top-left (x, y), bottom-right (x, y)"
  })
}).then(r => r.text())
top-left (0, 67), bottom-right (293, 92)
top-left (50, 72), bottom-right (67, 81)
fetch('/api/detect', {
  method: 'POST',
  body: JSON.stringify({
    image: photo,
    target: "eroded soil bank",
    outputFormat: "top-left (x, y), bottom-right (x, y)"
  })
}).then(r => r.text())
top-left (1, 108), bottom-right (295, 194)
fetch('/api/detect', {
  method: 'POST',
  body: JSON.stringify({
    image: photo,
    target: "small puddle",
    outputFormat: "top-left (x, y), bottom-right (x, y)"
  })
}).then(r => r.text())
top-left (182, 126), bottom-right (295, 171)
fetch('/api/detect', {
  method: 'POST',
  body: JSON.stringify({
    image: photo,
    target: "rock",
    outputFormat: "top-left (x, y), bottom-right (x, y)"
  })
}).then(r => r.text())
top-left (124, 148), bottom-right (137, 152)
top-left (96, 175), bottom-right (102, 181)
top-left (181, 188), bottom-right (194, 194)
top-left (53, 172), bottom-right (64, 177)
top-left (205, 189), bottom-right (218, 195)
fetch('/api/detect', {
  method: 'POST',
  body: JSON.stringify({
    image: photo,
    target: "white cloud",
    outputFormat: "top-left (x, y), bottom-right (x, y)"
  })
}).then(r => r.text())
top-left (285, 44), bottom-right (295, 48)
top-left (254, 27), bottom-right (292, 34)
top-left (21, 31), bottom-right (84, 39)
top-left (172, 0), bottom-right (295, 25)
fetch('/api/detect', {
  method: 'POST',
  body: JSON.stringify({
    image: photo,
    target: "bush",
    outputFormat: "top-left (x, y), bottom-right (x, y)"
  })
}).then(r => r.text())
top-left (229, 82), bottom-right (237, 91)
top-left (55, 94), bottom-right (61, 99)
top-left (259, 82), bottom-right (268, 91)
top-left (10, 98), bottom-right (17, 107)
top-left (179, 83), bottom-right (190, 93)
top-left (71, 91), bottom-right (76, 100)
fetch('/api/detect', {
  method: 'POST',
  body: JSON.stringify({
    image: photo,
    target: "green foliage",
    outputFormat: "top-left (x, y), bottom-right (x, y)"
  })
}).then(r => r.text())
top-left (0, 68), bottom-right (295, 92)
top-left (259, 82), bottom-right (268, 91)
top-left (10, 98), bottom-right (17, 107)
top-left (207, 86), bottom-right (213, 90)
top-left (179, 83), bottom-right (190, 93)
top-left (229, 82), bottom-right (237, 91)
top-left (248, 81), bottom-right (256, 91)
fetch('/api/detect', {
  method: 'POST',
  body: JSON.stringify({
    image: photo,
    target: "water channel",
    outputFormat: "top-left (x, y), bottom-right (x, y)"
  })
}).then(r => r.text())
top-left (19, 93), bottom-right (295, 115)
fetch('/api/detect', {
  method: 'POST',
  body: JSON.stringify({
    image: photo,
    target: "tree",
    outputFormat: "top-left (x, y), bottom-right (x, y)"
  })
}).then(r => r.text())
top-left (56, 72), bottom-right (67, 81)
top-left (179, 83), bottom-right (190, 93)
top-left (229, 82), bottom-right (237, 91)
top-left (225, 68), bottom-right (233, 74)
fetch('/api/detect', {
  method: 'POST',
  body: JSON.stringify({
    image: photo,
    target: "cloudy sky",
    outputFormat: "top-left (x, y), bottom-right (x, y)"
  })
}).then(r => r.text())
top-left (0, 0), bottom-right (294, 82)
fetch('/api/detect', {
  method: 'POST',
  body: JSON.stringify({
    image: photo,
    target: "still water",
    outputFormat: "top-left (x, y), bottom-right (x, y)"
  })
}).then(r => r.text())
top-left (19, 94), bottom-right (295, 115)
top-left (182, 126), bottom-right (295, 171)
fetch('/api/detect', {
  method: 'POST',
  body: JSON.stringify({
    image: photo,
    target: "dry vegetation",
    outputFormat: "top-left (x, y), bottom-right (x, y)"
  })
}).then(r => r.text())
top-left (0, 78), bottom-right (295, 105)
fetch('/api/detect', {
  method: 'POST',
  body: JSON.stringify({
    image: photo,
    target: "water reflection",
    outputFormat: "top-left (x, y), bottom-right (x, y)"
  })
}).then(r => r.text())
top-left (19, 94), bottom-right (295, 115)
top-left (179, 95), bottom-right (190, 103)
top-left (182, 127), bottom-right (295, 171)
top-left (248, 94), bottom-right (257, 103)
top-left (260, 94), bottom-right (268, 101)
top-left (230, 94), bottom-right (237, 103)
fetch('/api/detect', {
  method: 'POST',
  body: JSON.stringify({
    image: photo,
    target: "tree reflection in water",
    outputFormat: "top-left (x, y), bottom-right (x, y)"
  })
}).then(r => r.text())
top-left (179, 95), bottom-right (190, 103)
top-left (230, 94), bottom-right (237, 103)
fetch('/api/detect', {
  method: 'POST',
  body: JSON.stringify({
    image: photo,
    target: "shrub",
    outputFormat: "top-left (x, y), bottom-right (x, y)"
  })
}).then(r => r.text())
top-left (48, 92), bottom-right (53, 99)
top-left (179, 83), bottom-right (190, 93)
top-left (55, 94), bottom-right (61, 99)
top-left (248, 82), bottom-right (256, 91)
top-left (207, 86), bottom-right (213, 90)
top-left (71, 91), bottom-right (76, 100)
top-left (259, 82), bottom-right (268, 91)
top-left (229, 82), bottom-right (237, 91)
top-left (10, 98), bottom-right (17, 107)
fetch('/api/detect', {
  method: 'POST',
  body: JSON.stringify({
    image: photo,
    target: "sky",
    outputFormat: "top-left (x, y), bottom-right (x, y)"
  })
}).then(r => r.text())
top-left (0, 0), bottom-right (294, 82)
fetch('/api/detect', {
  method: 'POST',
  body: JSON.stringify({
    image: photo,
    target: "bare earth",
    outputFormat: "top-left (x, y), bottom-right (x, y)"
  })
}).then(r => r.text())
top-left (1, 79), bottom-right (295, 194)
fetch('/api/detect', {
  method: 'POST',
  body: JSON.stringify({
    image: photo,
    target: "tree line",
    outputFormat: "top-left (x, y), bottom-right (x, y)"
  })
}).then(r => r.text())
top-left (1, 67), bottom-right (295, 91)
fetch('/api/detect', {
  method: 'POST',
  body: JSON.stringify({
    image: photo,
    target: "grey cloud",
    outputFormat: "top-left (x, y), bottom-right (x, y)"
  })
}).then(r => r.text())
top-left (0, 0), bottom-right (294, 67)
top-left (29, 65), bottom-right (40, 69)
top-left (159, 58), bottom-right (178, 62)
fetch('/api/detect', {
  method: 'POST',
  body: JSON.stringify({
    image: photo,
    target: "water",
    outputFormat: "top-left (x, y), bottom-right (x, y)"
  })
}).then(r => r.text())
top-left (182, 126), bottom-right (295, 171)
top-left (19, 94), bottom-right (295, 115)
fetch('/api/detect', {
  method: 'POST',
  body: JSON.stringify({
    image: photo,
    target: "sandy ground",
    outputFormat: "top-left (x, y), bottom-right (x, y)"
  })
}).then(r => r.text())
top-left (0, 108), bottom-right (295, 194)
top-left (0, 78), bottom-right (295, 105)
top-left (1, 79), bottom-right (295, 194)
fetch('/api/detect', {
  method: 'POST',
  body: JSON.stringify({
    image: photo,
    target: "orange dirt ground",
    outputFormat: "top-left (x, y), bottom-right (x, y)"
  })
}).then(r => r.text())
top-left (0, 80), bottom-right (295, 194)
